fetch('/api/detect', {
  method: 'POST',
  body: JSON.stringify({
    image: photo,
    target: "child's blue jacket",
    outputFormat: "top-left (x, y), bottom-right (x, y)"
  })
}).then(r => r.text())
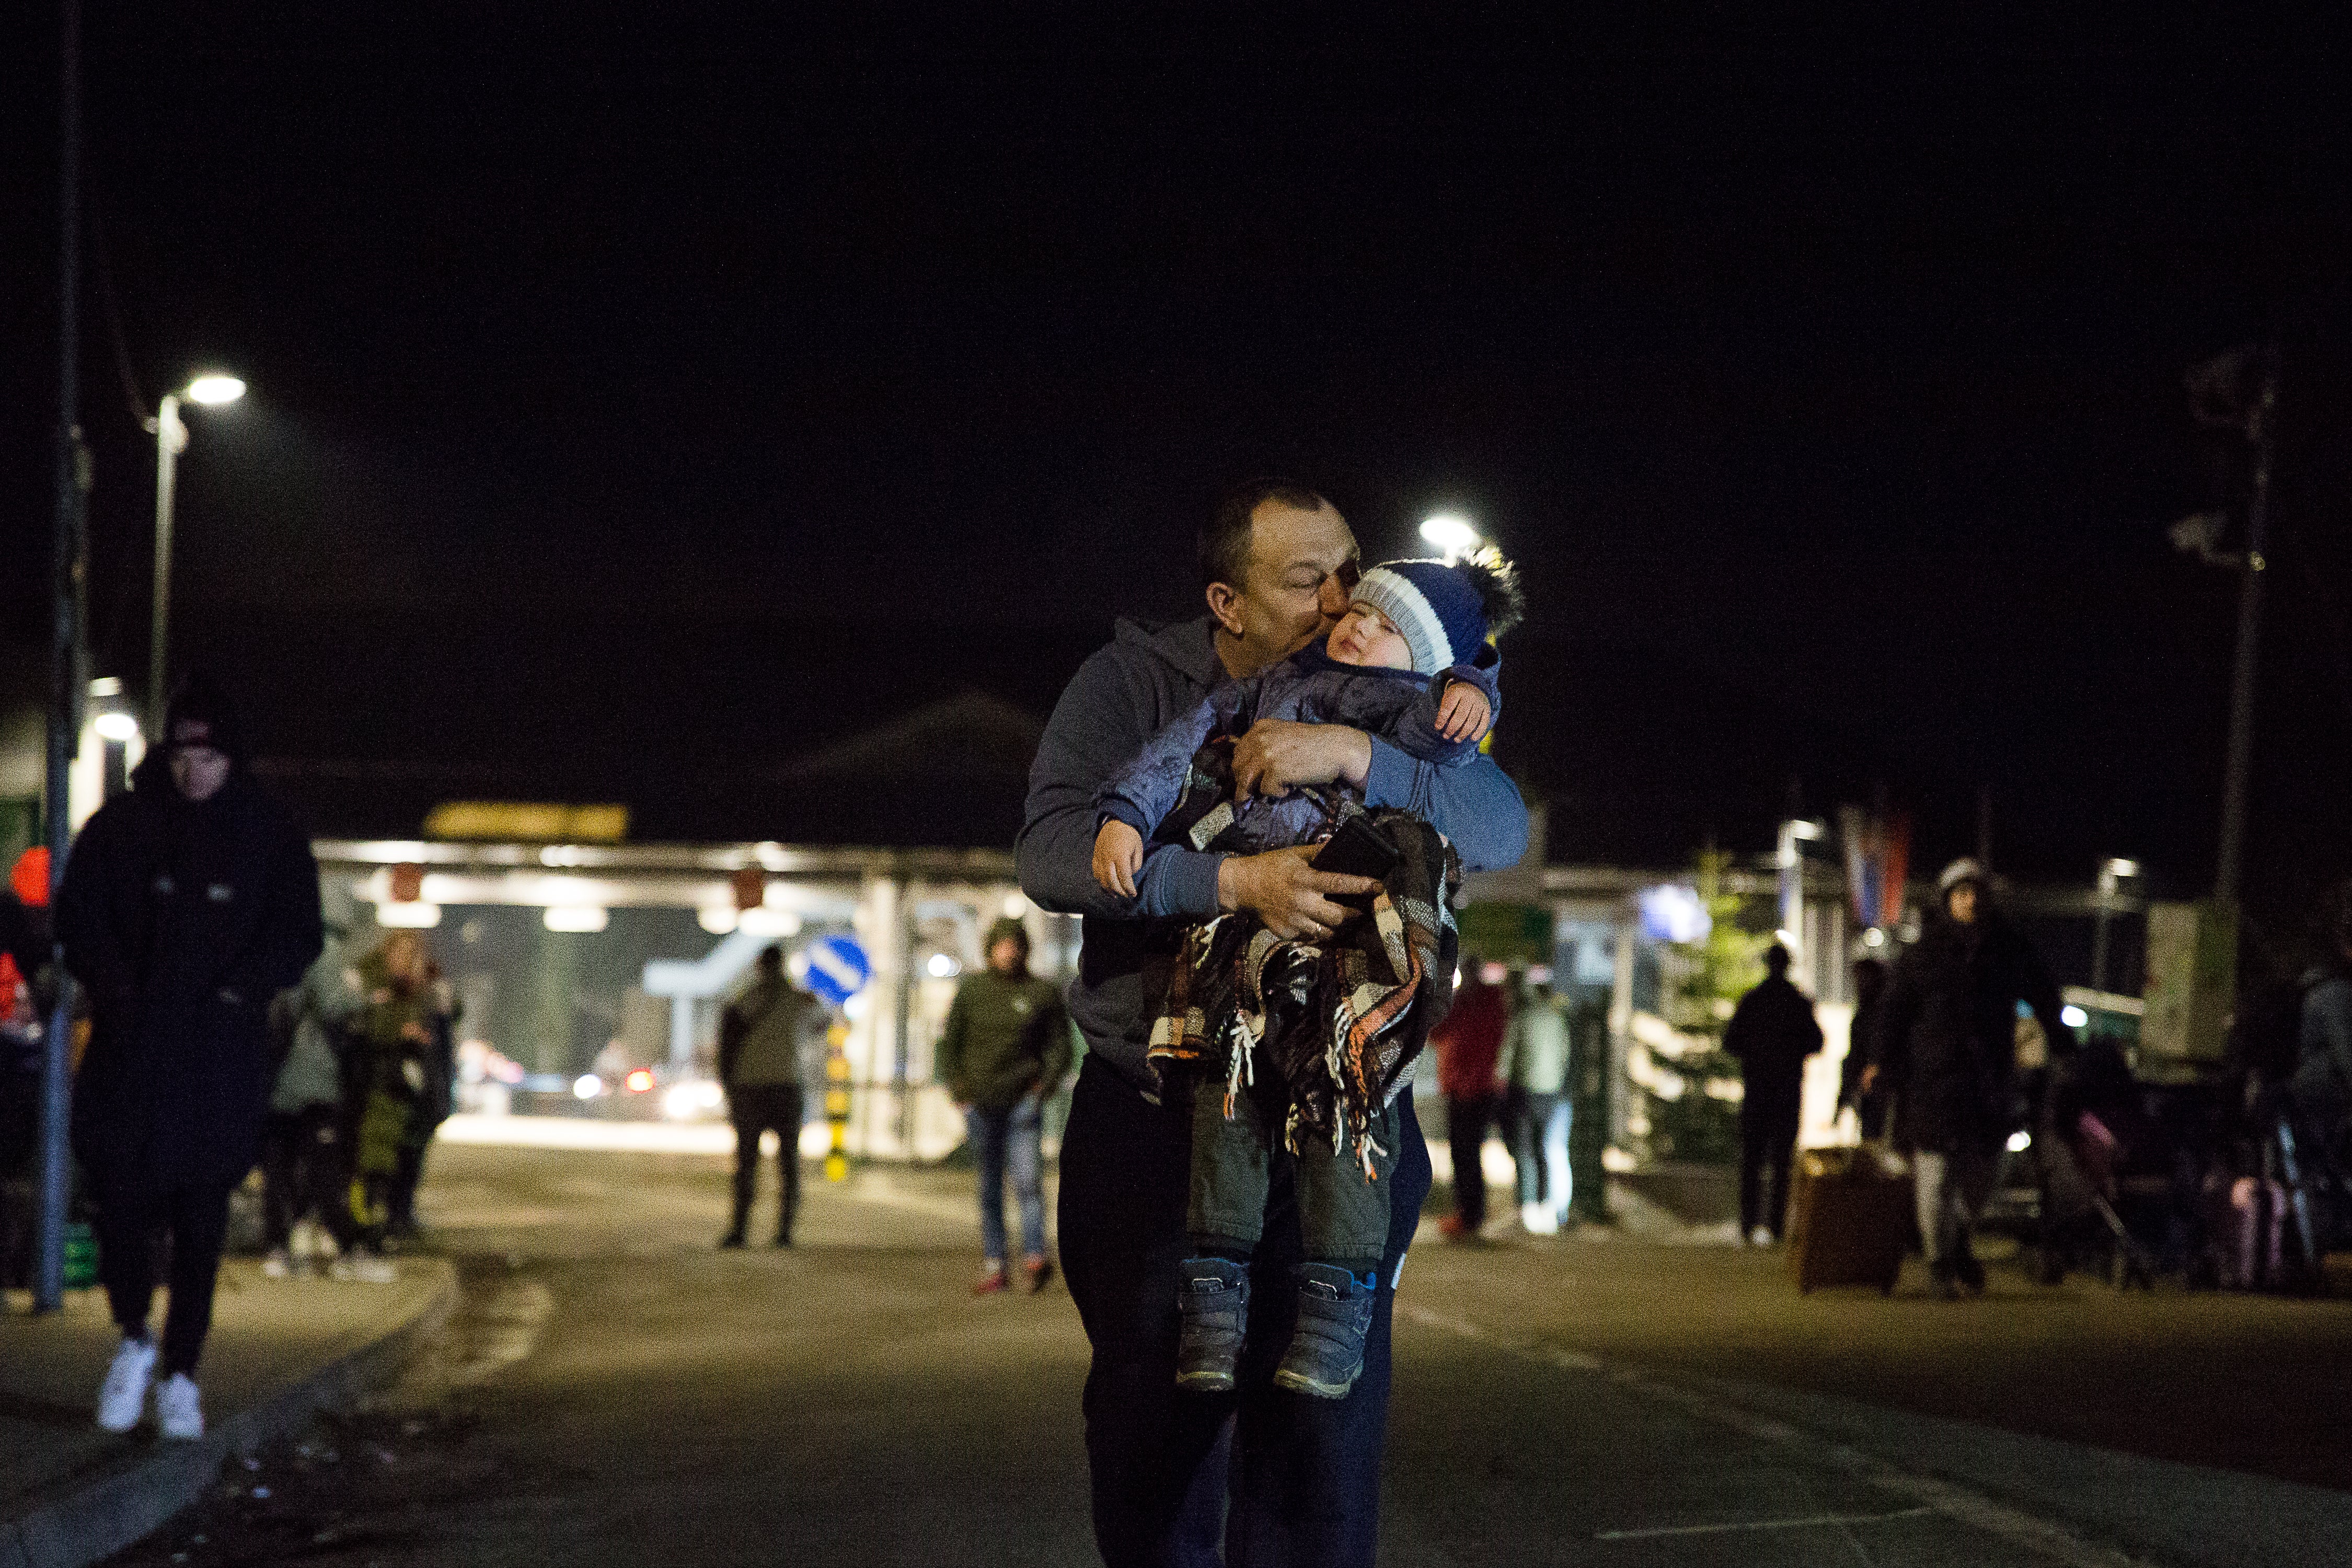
top-left (1094, 641), bottom-right (1502, 855)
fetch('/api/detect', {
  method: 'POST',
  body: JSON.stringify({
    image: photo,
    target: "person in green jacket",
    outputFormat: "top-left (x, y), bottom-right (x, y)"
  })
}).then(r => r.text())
top-left (1497, 978), bottom-right (1575, 1235)
top-left (937, 917), bottom-right (1072, 1293)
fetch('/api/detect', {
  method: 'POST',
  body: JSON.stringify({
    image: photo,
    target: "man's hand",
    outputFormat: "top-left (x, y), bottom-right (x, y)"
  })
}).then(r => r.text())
top-left (1435, 681), bottom-right (1492, 743)
top-left (1231, 720), bottom-right (1373, 802)
top-left (1860, 1065), bottom-right (1880, 1094)
top-left (1092, 820), bottom-right (1145, 898)
top-left (1217, 844), bottom-right (1379, 942)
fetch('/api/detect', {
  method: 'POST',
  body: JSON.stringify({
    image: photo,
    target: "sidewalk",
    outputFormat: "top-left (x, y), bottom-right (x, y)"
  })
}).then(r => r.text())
top-left (1, 1256), bottom-right (456, 1568)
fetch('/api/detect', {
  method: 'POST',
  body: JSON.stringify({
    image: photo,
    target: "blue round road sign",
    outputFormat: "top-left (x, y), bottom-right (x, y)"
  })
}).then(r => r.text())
top-left (802, 935), bottom-right (872, 1007)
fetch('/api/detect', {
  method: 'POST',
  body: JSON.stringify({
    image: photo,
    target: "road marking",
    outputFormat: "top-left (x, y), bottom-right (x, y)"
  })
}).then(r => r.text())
top-left (1596, 1506), bottom-right (1935, 1540)
top-left (1395, 1300), bottom-right (2146, 1566)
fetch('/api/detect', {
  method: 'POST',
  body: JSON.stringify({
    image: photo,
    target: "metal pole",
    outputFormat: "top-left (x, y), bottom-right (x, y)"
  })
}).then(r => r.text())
top-left (2091, 880), bottom-right (2114, 997)
top-left (36, 0), bottom-right (87, 1315)
top-left (2215, 352), bottom-right (2279, 904)
top-left (1776, 820), bottom-right (1800, 952)
top-left (147, 393), bottom-right (183, 736)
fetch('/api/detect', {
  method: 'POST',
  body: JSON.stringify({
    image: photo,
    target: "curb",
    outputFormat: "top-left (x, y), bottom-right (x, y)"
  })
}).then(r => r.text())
top-left (1, 1260), bottom-right (460, 1568)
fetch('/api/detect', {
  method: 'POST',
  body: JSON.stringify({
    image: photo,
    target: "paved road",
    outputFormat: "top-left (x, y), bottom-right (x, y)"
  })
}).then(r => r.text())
top-left (103, 1143), bottom-right (2352, 1567)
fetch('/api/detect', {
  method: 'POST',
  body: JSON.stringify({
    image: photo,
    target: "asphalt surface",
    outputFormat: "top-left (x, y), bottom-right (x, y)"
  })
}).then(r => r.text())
top-left (98, 1142), bottom-right (2352, 1567)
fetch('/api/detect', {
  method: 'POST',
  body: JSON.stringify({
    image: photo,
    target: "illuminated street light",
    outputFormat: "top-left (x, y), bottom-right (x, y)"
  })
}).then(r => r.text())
top-left (1419, 513), bottom-right (1481, 559)
top-left (93, 711), bottom-right (139, 743)
top-left (145, 373), bottom-right (249, 733)
top-left (183, 374), bottom-right (246, 406)
top-left (544, 905), bottom-right (610, 933)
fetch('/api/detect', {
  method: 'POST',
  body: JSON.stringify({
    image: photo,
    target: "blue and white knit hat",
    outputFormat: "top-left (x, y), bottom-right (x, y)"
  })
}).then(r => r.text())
top-left (1351, 558), bottom-right (1492, 675)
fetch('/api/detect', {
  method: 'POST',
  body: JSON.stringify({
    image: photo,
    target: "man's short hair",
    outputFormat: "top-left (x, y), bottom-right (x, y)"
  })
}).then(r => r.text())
top-left (1200, 478), bottom-right (1333, 592)
top-left (757, 944), bottom-right (784, 972)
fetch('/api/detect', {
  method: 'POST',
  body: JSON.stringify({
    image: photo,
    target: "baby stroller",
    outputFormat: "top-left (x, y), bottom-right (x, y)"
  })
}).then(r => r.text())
top-left (2027, 1038), bottom-right (2174, 1289)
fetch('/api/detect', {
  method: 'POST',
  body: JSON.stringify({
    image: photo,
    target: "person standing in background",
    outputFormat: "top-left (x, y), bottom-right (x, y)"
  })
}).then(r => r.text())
top-left (1723, 944), bottom-right (1823, 1246)
top-left (1432, 957), bottom-right (1508, 1240)
top-left (1497, 976), bottom-right (1574, 1234)
top-left (937, 917), bottom-right (1071, 1294)
top-left (718, 944), bottom-right (826, 1248)
top-left (261, 933), bottom-right (365, 1277)
top-left (1841, 954), bottom-right (1892, 1141)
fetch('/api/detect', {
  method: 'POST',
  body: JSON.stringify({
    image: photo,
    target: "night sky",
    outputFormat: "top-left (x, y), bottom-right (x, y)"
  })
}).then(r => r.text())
top-left (5, 11), bottom-right (2349, 931)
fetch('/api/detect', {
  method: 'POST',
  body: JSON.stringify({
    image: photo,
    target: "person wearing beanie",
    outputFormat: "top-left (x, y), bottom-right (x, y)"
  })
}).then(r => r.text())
top-left (1091, 546), bottom-right (1523, 889)
top-left (1082, 544), bottom-right (1522, 1402)
top-left (1864, 857), bottom-right (2074, 1298)
top-left (936, 915), bottom-right (1073, 1293)
top-left (56, 674), bottom-right (322, 1438)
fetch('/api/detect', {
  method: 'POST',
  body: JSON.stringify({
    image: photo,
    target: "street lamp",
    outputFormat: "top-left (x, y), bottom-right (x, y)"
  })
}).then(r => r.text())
top-left (1776, 817), bottom-right (1827, 979)
top-left (1419, 513), bottom-right (1482, 560)
top-left (145, 373), bottom-right (246, 734)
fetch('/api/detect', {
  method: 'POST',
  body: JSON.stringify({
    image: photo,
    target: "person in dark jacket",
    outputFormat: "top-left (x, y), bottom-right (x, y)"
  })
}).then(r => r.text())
top-left (58, 676), bottom-right (322, 1438)
top-left (1016, 479), bottom-right (1529, 1568)
top-left (1839, 954), bottom-right (1892, 1140)
top-left (385, 960), bottom-right (459, 1238)
top-left (1723, 944), bottom-right (1823, 1244)
top-left (937, 916), bottom-right (1071, 1293)
top-left (1866, 858), bottom-right (2074, 1298)
top-left (717, 944), bottom-right (826, 1248)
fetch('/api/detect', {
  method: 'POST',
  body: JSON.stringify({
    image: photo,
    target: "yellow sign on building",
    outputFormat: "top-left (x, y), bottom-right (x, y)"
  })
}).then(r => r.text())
top-left (422, 801), bottom-right (630, 843)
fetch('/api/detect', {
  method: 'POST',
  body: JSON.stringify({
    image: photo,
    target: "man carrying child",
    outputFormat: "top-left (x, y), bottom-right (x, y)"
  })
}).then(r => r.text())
top-left (1019, 479), bottom-right (1529, 1568)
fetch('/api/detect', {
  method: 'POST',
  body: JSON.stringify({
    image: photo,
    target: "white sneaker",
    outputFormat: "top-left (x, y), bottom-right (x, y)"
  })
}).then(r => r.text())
top-left (262, 1247), bottom-right (293, 1279)
top-left (155, 1373), bottom-right (204, 1440)
top-left (1748, 1225), bottom-right (1775, 1247)
top-left (97, 1335), bottom-right (157, 1432)
top-left (333, 1252), bottom-right (398, 1284)
top-left (1521, 1202), bottom-right (1559, 1236)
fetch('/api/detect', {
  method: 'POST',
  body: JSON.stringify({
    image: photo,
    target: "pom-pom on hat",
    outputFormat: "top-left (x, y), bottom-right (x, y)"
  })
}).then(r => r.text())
top-left (1350, 546), bottom-right (1523, 675)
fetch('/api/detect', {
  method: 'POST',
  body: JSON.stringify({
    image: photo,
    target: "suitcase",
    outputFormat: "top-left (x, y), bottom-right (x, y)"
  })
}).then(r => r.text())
top-left (1788, 1146), bottom-right (1914, 1294)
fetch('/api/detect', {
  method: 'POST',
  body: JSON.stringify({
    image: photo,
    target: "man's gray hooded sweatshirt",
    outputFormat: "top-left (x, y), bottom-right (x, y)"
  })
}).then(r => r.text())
top-left (1018, 615), bottom-right (1529, 1094)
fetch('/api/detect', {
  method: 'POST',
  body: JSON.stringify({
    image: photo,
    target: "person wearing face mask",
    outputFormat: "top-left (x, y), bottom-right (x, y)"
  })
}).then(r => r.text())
top-left (57, 675), bottom-right (322, 1440)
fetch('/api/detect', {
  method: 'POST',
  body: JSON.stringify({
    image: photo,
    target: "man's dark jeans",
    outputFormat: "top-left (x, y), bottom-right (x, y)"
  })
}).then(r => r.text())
top-left (1445, 1092), bottom-right (1500, 1229)
top-left (728, 1083), bottom-right (805, 1242)
top-left (1740, 1089), bottom-right (1802, 1240)
top-left (1059, 1055), bottom-right (1431, 1568)
top-left (260, 1103), bottom-right (342, 1251)
top-left (93, 1175), bottom-right (236, 1376)
top-left (967, 1096), bottom-right (1047, 1263)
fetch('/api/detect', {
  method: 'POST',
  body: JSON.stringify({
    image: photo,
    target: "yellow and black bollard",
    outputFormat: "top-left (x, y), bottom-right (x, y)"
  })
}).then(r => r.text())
top-left (824, 1019), bottom-right (852, 1182)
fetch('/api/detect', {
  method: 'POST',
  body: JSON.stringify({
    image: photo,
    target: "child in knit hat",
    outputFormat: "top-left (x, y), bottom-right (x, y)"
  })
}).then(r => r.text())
top-left (1092, 547), bottom-right (1522, 883)
top-left (1089, 546), bottom-right (1522, 1401)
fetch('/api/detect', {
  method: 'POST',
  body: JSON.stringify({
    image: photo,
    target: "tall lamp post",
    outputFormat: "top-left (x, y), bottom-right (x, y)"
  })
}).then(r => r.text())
top-left (145, 373), bottom-right (245, 733)
top-left (2091, 857), bottom-right (2139, 995)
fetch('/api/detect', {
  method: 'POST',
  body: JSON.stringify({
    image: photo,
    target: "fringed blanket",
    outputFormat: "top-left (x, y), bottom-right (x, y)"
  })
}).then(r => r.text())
top-left (1146, 807), bottom-right (1461, 1174)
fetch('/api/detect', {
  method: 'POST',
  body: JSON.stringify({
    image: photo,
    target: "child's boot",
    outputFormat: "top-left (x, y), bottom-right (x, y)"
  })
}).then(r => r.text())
top-left (1174, 1257), bottom-right (1250, 1392)
top-left (1274, 1263), bottom-right (1377, 1400)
